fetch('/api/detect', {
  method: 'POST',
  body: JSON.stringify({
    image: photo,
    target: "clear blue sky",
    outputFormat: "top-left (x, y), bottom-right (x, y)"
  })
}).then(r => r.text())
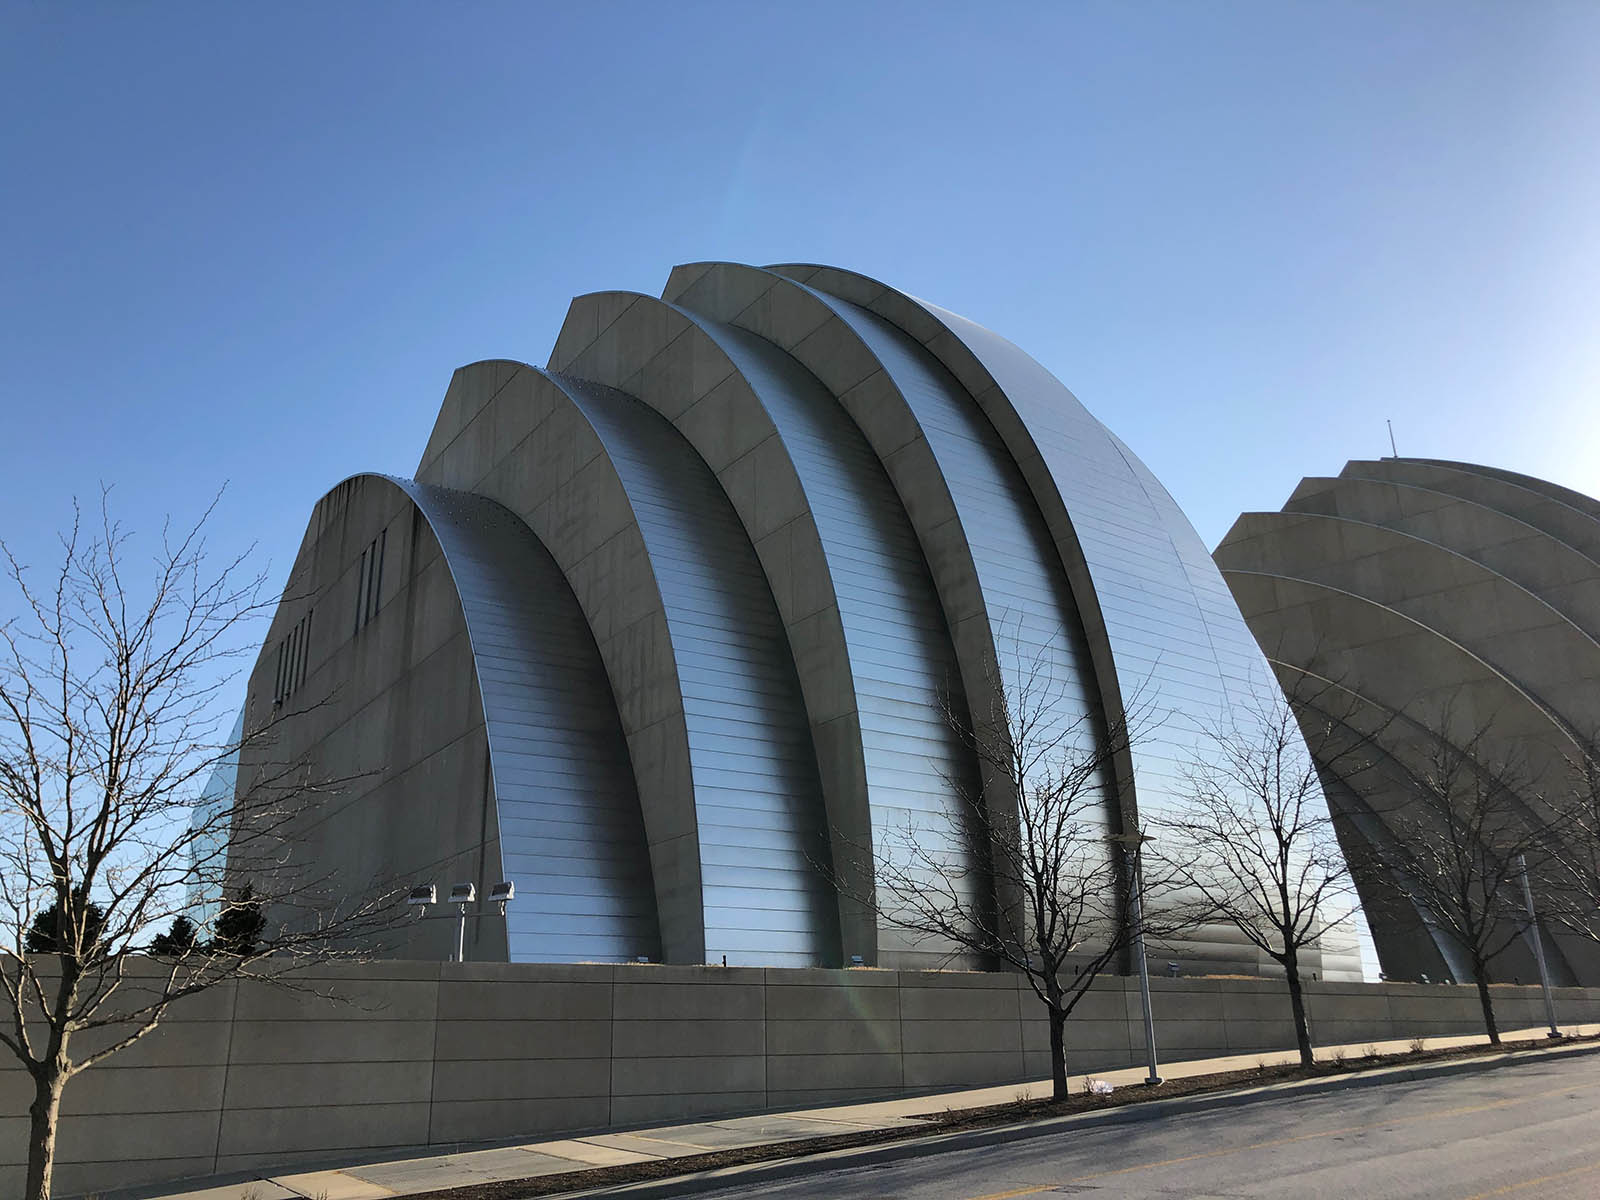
top-left (4, 1), bottom-right (1598, 598)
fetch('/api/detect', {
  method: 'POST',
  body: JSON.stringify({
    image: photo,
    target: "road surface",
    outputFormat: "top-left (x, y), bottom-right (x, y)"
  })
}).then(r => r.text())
top-left (693, 1050), bottom-right (1600, 1199)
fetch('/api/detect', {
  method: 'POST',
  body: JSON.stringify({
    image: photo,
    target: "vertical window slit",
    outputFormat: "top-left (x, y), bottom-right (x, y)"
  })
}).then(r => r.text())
top-left (355, 547), bottom-right (369, 634)
top-left (372, 528), bottom-right (386, 623)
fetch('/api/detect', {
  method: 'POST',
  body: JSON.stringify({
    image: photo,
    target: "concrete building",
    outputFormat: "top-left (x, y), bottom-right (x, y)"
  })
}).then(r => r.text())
top-left (241, 261), bottom-right (1358, 976)
top-left (1215, 457), bottom-right (1600, 986)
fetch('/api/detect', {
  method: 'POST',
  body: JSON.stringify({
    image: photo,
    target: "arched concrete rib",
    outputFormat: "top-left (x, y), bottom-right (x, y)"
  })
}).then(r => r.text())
top-left (666, 263), bottom-right (1155, 957)
top-left (548, 371), bottom-right (841, 967)
top-left (549, 290), bottom-right (984, 967)
top-left (671, 263), bottom-right (1127, 840)
top-left (364, 474), bottom-right (660, 963)
top-left (1219, 509), bottom-right (1600, 734)
top-left (1283, 475), bottom-right (1600, 636)
top-left (417, 361), bottom-right (841, 966)
top-left (1316, 770), bottom-right (1462, 984)
top-left (1414, 458), bottom-right (1600, 525)
top-left (1342, 460), bottom-right (1600, 565)
top-left (1221, 565), bottom-right (1585, 978)
top-left (1260, 660), bottom-right (1580, 986)
top-left (1220, 567), bottom-right (1585, 769)
top-left (1218, 458), bottom-right (1600, 985)
top-left (657, 266), bottom-right (1035, 843)
top-left (761, 264), bottom-right (1282, 834)
top-left (415, 362), bottom-right (703, 961)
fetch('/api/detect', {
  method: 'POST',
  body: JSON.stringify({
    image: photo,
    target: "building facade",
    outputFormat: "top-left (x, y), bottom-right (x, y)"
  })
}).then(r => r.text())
top-left (1215, 457), bottom-right (1600, 985)
top-left (240, 262), bottom-right (1357, 976)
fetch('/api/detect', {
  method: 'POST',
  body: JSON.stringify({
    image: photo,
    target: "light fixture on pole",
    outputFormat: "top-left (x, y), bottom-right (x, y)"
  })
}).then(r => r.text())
top-left (1107, 829), bottom-right (1162, 1085)
top-left (409, 880), bottom-right (515, 963)
top-left (448, 882), bottom-right (476, 963)
top-left (488, 880), bottom-right (515, 916)
top-left (407, 884), bottom-right (437, 919)
top-left (1514, 853), bottom-right (1561, 1038)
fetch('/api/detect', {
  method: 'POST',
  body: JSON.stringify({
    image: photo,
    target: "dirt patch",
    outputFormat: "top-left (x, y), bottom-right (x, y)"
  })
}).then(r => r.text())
top-left (403, 1034), bottom-right (1600, 1199)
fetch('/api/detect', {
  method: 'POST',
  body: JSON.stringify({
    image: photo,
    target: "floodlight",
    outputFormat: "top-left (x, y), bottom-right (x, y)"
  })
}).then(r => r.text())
top-left (489, 880), bottom-right (514, 915)
top-left (448, 882), bottom-right (476, 906)
top-left (408, 884), bottom-right (436, 921)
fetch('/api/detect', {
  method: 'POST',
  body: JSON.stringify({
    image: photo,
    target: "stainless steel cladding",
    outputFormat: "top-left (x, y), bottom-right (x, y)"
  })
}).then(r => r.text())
top-left (658, 315), bottom-right (985, 966)
top-left (540, 373), bottom-right (840, 968)
top-left (383, 477), bottom-right (661, 963)
top-left (244, 261), bottom-right (1348, 976)
top-left (768, 288), bottom-right (1117, 932)
top-left (772, 267), bottom-right (1268, 820)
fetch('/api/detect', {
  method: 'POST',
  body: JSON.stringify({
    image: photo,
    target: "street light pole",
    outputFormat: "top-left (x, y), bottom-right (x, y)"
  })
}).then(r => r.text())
top-left (1515, 853), bottom-right (1561, 1038)
top-left (1109, 829), bottom-right (1162, 1085)
top-left (410, 880), bottom-right (514, 964)
top-left (445, 882), bottom-right (477, 963)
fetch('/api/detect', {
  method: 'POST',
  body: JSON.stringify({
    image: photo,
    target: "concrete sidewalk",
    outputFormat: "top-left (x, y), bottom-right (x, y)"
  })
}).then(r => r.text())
top-left (134, 1023), bottom-right (1600, 1200)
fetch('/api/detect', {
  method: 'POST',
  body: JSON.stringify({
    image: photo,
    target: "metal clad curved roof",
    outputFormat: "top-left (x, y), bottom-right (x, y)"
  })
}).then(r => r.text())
top-left (668, 318), bottom-right (985, 960)
top-left (792, 291), bottom-right (1112, 825)
top-left (901, 304), bottom-right (1253, 798)
top-left (779, 267), bottom-right (1289, 824)
top-left (543, 373), bottom-right (841, 967)
top-left (382, 476), bottom-right (661, 963)
top-left (263, 260), bottom-right (1359, 978)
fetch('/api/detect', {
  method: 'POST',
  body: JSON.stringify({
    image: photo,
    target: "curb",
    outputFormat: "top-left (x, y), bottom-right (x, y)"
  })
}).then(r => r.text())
top-left (554, 1038), bottom-right (1600, 1199)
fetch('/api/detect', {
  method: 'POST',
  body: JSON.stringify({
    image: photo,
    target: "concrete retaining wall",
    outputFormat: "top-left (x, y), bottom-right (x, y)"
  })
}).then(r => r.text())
top-left (6, 961), bottom-right (1597, 1196)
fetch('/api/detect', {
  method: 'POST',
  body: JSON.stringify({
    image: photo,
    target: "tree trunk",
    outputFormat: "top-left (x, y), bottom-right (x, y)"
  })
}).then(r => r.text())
top-left (1473, 967), bottom-right (1500, 1045)
top-left (1282, 950), bottom-right (1315, 1068)
top-left (25, 1068), bottom-right (64, 1200)
top-left (1048, 1003), bottom-right (1068, 1100)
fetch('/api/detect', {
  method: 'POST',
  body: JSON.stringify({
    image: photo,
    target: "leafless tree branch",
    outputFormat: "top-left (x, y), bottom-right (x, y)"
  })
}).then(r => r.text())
top-left (823, 621), bottom-right (1203, 1099)
top-left (1154, 673), bottom-right (1365, 1065)
top-left (0, 491), bottom-right (402, 1200)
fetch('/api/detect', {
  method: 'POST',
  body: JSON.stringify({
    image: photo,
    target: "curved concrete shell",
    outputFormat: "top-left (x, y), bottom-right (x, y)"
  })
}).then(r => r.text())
top-left (550, 294), bottom-right (984, 965)
top-left (758, 265), bottom-right (1272, 819)
top-left (417, 364), bottom-right (838, 966)
top-left (243, 261), bottom-right (1352, 976)
top-left (239, 473), bottom-right (659, 963)
top-left (1215, 457), bottom-right (1600, 985)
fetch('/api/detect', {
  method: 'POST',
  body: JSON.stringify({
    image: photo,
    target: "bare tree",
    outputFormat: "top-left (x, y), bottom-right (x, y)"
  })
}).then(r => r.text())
top-left (1537, 736), bottom-right (1600, 947)
top-left (1353, 714), bottom-right (1551, 1044)
top-left (1155, 679), bottom-right (1361, 1067)
top-left (0, 495), bottom-right (395, 1200)
top-left (838, 634), bottom-right (1192, 1100)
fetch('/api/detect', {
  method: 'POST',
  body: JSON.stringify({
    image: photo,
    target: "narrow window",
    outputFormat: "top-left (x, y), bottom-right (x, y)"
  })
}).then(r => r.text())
top-left (273, 608), bottom-right (315, 705)
top-left (286, 623), bottom-right (298, 696)
top-left (354, 547), bottom-right (369, 635)
top-left (370, 529), bottom-right (386, 624)
top-left (354, 532), bottom-right (386, 634)
top-left (295, 607), bottom-right (313, 693)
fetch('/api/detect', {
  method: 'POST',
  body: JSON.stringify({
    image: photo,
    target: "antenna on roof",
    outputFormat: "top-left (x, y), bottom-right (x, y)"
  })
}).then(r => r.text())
top-left (1386, 419), bottom-right (1399, 459)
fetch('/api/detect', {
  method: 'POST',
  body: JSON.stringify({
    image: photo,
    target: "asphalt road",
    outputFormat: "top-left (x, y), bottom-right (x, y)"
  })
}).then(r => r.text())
top-left (690, 1050), bottom-right (1600, 1199)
